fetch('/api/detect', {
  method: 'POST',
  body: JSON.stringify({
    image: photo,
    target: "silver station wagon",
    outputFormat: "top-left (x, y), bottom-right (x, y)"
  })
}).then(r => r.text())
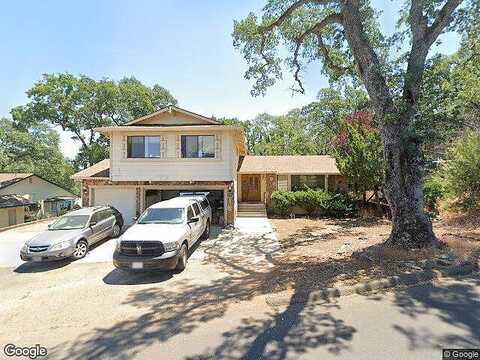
top-left (20, 206), bottom-right (123, 262)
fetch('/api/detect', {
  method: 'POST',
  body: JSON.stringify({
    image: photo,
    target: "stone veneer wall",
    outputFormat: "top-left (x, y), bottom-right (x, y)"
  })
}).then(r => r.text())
top-left (81, 179), bottom-right (235, 225)
top-left (264, 173), bottom-right (277, 209)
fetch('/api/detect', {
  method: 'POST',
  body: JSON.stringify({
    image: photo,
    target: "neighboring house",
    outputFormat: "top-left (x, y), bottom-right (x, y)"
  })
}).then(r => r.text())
top-left (0, 194), bottom-right (34, 228)
top-left (0, 173), bottom-right (79, 218)
top-left (43, 196), bottom-right (80, 217)
top-left (72, 105), bottom-right (346, 226)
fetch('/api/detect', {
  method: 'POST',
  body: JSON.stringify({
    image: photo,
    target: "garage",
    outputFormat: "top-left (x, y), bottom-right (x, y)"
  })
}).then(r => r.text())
top-left (92, 187), bottom-right (137, 225)
top-left (145, 189), bottom-right (225, 225)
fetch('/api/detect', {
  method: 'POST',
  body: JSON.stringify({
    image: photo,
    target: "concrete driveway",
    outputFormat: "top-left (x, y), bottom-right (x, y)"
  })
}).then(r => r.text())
top-left (2, 217), bottom-right (477, 360)
top-left (0, 221), bottom-right (118, 269)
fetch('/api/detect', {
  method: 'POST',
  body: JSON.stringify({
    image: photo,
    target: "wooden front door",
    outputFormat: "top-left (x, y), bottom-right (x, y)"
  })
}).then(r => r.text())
top-left (241, 175), bottom-right (261, 202)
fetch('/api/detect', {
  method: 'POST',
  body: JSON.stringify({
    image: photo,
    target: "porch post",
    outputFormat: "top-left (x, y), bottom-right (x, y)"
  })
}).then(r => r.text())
top-left (324, 175), bottom-right (328, 191)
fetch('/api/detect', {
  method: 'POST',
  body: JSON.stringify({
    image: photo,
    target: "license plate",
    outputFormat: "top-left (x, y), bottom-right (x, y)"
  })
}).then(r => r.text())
top-left (132, 262), bottom-right (143, 269)
top-left (32, 256), bottom-right (42, 262)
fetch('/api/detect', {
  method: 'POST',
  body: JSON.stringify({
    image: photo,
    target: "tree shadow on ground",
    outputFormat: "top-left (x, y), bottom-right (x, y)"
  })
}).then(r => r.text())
top-left (186, 294), bottom-right (355, 360)
top-left (392, 275), bottom-right (480, 350)
top-left (46, 227), bottom-right (358, 360)
top-left (44, 223), bottom-right (477, 360)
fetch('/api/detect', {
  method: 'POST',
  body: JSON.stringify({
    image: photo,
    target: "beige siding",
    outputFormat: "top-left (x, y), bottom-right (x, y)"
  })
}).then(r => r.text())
top-left (277, 175), bottom-right (288, 191)
top-left (0, 207), bottom-right (24, 228)
top-left (110, 131), bottom-right (237, 182)
top-left (136, 112), bottom-right (211, 126)
top-left (0, 176), bottom-right (73, 202)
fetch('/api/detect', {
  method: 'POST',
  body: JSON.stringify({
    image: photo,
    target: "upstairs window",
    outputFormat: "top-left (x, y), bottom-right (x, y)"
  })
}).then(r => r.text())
top-left (127, 136), bottom-right (161, 158)
top-left (181, 135), bottom-right (215, 158)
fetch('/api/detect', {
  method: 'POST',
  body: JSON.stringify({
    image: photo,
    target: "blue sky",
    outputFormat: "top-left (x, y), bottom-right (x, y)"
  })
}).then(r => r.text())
top-left (0, 0), bottom-right (460, 159)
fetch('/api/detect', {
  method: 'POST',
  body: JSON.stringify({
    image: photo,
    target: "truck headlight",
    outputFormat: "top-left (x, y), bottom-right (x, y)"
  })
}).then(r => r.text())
top-left (21, 243), bottom-right (29, 253)
top-left (163, 242), bottom-right (179, 252)
top-left (115, 238), bottom-right (122, 250)
top-left (50, 240), bottom-right (72, 251)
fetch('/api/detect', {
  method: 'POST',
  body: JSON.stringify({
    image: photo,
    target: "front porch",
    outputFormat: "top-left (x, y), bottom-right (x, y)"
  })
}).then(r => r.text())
top-left (237, 173), bottom-right (347, 213)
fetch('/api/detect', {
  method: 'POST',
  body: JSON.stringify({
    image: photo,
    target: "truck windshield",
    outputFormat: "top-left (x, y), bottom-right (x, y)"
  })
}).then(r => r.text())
top-left (49, 215), bottom-right (90, 230)
top-left (137, 208), bottom-right (184, 224)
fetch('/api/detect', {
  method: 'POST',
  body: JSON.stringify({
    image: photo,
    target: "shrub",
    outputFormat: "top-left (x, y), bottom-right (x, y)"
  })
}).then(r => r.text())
top-left (323, 192), bottom-right (357, 217)
top-left (441, 131), bottom-right (480, 209)
top-left (270, 189), bottom-right (356, 218)
top-left (293, 188), bottom-right (330, 216)
top-left (423, 175), bottom-right (447, 217)
top-left (271, 191), bottom-right (297, 216)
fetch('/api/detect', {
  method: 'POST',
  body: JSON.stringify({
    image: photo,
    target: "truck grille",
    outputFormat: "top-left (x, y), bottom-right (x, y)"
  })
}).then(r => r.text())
top-left (29, 245), bottom-right (49, 253)
top-left (120, 241), bottom-right (165, 257)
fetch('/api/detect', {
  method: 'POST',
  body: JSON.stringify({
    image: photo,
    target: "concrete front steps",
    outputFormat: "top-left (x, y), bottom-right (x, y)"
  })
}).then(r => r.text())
top-left (237, 203), bottom-right (267, 218)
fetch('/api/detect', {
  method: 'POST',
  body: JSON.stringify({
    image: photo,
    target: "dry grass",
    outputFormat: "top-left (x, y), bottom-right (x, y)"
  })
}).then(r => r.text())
top-left (267, 213), bottom-right (480, 291)
top-left (435, 208), bottom-right (480, 260)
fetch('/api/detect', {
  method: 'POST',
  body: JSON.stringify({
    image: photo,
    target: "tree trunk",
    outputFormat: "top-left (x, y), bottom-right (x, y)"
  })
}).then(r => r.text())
top-left (380, 116), bottom-right (437, 248)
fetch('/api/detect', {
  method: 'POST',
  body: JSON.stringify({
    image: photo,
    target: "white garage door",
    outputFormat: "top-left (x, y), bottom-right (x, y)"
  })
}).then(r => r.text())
top-left (93, 187), bottom-right (137, 225)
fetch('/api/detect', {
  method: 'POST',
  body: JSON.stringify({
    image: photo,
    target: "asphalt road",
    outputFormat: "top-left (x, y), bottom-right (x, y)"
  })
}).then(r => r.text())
top-left (0, 221), bottom-right (478, 360)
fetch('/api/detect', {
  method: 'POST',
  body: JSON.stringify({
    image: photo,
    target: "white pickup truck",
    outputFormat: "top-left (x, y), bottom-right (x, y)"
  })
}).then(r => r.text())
top-left (113, 195), bottom-right (212, 271)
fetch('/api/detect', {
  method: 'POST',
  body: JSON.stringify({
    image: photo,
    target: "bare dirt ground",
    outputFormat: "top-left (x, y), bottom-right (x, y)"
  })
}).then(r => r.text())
top-left (268, 211), bottom-right (480, 291)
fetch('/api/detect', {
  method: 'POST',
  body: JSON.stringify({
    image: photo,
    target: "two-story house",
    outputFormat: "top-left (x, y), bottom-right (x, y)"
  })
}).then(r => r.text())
top-left (72, 105), bottom-right (347, 225)
top-left (73, 106), bottom-right (246, 225)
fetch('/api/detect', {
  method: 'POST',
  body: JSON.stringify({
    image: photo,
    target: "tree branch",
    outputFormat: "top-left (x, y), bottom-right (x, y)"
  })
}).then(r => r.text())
top-left (258, 0), bottom-right (338, 33)
top-left (259, 0), bottom-right (309, 33)
top-left (316, 33), bottom-right (349, 73)
top-left (409, 0), bottom-right (428, 44)
top-left (403, 0), bottom-right (463, 109)
top-left (340, 0), bottom-right (394, 119)
top-left (426, 0), bottom-right (463, 46)
top-left (290, 13), bottom-right (344, 92)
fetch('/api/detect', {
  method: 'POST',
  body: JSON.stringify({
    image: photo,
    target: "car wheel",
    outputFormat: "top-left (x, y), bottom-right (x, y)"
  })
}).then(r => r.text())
top-left (71, 240), bottom-right (88, 260)
top-left (202, 220), bottom-right (211, 240)
top-left (112, 223), bottom-right (121, 238)
top-left (176, 244), bottom-right (188, 271)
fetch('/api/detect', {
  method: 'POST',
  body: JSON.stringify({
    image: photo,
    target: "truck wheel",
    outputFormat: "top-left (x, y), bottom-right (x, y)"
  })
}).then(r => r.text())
top-left (176, 244), bottom-right (188, 271)
top-left (112, 223), bottom-right (121, 238)
top-left (72, 240), bottom-right (88, 260)
top-left (202, 220), bottom-right (211, 240)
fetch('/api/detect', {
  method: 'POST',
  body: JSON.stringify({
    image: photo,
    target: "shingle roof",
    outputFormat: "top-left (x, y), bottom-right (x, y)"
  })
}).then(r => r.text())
top-left (71, 159), bottom-right (110, 180)
top-left (0, 173), bottom-right (33, 190)
top-left (0, 194), bottom-right (35, 209)
top-left (238, 155), bottom-right (341, 175)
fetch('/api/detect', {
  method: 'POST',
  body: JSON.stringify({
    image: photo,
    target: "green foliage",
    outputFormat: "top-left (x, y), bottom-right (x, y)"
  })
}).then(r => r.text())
top-left (332, 113), bottom-right (383, 195)
top-left (0, 118), bottom-right (77, 193)
top-left (417, 27), bottom-right (480, 172)
top-left (440, 131), bottom-right (480, 209)
top-left (232, 1), bottom-right (383, 95)
top-left (271, 190), bottom-right (297, 216)
top-left (293, 188), bottom-right (330, 215)
top-left (11, 73), bottom-right (177, 168)
top-left (423, 175), bottom-right (447, 218)
top-left (271, 189), bottom-right (356, 217)
top-left (221, 85), bottom-right (368, 156)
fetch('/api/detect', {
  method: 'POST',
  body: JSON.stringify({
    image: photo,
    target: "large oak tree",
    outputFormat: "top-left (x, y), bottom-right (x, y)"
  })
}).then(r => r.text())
top-left (233, 0), bottom-right (472, 248)
top-left (12, 74), bottom-right (177, 169)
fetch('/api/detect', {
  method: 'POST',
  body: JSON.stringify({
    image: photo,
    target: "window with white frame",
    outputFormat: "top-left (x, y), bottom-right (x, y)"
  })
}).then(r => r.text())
top-left (127, 136), bottom-right (161, 158)
top-left (180, 135), bottom-right (215, 158)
